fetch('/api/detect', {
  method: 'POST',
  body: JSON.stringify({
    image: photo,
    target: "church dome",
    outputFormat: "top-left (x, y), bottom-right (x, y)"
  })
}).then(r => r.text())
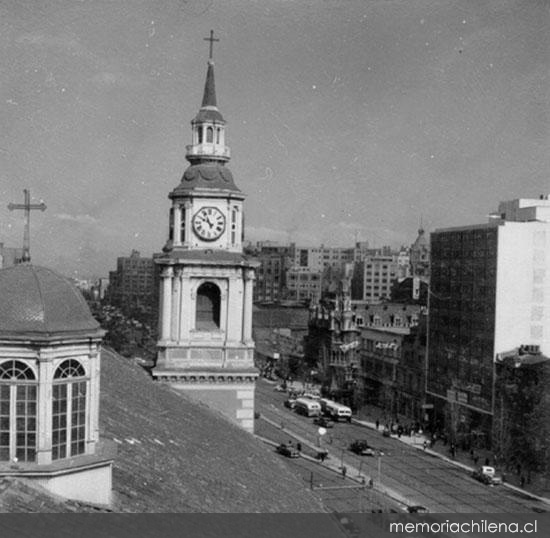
top-left (0, 264), bottom-right (101, 339)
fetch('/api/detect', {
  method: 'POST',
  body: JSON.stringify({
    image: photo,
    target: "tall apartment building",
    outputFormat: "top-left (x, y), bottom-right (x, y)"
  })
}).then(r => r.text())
top-left (427, 197), bottom-right (550, 447)
top-left (351, 248), bottom-right (410, 303)
top-left (291, 245), bottom-right (355, 272)
top-left (251, 242), bottom-right (294, 303)
top-left (107, 250), bottom-right (156, 320)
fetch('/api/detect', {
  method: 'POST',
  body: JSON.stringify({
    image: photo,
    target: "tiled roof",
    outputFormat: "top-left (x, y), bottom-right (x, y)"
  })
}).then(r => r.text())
top-left (0, 264), bottom-right (101, 339)
top-left (99, 348), bottom-right (326, 512)
top-left (0, 348), bottom-right (326, 512)
top-left (171, 164), bottom-right (240, 194)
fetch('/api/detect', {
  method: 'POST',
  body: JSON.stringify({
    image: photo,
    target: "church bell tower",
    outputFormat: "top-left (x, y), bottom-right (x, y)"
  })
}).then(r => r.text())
top-left (152, 32), bottom-right (258, 433)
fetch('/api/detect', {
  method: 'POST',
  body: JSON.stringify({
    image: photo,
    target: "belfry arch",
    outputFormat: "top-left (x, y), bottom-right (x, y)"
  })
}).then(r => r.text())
top-left (195, 281), bottom-right (221, 330)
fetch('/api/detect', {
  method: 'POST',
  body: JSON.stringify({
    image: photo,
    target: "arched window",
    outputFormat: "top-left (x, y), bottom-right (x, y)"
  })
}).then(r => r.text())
top-left (197, 126), bottom-right (203, 144)
top-left (196, 282), bottom-right (221, 330)
top-left (0, 360), bottom-right (37, 462)
top-left (206, 126), bottom-right (214, 143)
top-left (216, 128), bottom-right (221, 144)
top-left (52, 359), bottom-right (87, 460)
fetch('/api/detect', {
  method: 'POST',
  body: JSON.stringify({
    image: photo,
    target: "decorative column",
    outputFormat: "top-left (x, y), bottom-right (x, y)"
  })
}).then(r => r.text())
top-left (183, 201), bottom-right (192, 247)
top-left (243, 268), bottom-right (255, 343)
top-left (180, 273), bottom-right (191, 341)
top-left (36, 355), bottom-right (53, 465)
top-left (88, 343), bottom-right (101, 449)
top-left (173, 205), bottom-right (182, 246)
top-left (161, 266), bottom-right (174, 341)
top-left (171, 268), bottom-right (182, 341)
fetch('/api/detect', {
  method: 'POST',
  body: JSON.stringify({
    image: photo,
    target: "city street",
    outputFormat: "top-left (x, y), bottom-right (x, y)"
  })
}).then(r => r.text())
top-left (255, 379), bottom-right (550, 514)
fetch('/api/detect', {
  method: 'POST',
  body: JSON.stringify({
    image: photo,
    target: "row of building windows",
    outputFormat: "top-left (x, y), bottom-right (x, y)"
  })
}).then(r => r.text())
top-left (0, 359), bottom-right (87, 463)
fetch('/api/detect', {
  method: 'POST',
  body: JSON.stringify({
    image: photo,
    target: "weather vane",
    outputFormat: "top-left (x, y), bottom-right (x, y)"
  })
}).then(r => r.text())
top-left (7, 189), bottom-right (47, 263)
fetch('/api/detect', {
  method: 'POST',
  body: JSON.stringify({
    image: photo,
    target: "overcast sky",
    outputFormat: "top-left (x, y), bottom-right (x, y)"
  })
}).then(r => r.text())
top-left (1, 0), bottom-right (548, 278)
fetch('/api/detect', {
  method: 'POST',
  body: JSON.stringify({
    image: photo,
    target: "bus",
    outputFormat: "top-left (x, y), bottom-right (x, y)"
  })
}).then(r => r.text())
top-left (294, 398), bottom-right (322, 417)
top-left (320, 399), bottom-right (352, 422)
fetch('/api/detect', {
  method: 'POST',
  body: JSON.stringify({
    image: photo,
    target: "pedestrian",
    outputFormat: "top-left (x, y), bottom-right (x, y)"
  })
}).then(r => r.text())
top-left (368, 477), bottom-right (374, 489)
top-left (484, 457), bottom-right (490, 466)
top-left (296, 442), bottom-right (302, 452)
top-left (474, 456), bottom-right (479, 465)
top-left (342, 465), bottom-right (347, 479)
top-left (423, 440), bottom-right (427, 451)
top-left (375, 419), bottom-right (380, 430)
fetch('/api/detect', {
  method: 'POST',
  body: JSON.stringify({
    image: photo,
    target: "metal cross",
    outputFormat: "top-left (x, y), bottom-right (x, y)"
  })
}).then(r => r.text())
top-left (204, 29), bottom-right (219, 60)
top-left (7, 189), bottom-right (46, 263)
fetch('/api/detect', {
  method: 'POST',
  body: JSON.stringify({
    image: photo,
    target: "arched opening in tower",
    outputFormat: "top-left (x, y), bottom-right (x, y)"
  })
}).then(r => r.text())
top-left (196, 282), bottom-right (221, 330)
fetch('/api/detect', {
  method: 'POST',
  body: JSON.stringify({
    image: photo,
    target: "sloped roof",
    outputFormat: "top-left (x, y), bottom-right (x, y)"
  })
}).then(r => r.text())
top-left (171, 163), bottom-right (241, 194)
top-left (0, 264), bottom-right (101, 340)
top-left (99, 348), bottom-right (326, 512)
top-left (0, 348), bottom-right (326, 512)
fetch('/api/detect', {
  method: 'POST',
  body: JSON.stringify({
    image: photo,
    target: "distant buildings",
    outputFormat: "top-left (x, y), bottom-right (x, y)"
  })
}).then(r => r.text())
top-left (107, 250), bottom-right (156, 320)
top-left (251, 241), bottom-right (418, 306)
top-left (427, 196), bottom-right (550, 448)
top-left (351, 247), bottom-right (410, 303)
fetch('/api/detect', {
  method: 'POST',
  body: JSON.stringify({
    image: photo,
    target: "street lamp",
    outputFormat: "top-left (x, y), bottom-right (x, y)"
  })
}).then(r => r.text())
top-left (377, 451), bottom-right (385, 483)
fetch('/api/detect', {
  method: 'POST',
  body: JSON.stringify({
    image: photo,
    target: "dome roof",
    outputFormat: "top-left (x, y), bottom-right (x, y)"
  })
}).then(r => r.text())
top-left (0, 264), bottom-right (101, 340)
top-left (171, 163), bottom-right (241, 195)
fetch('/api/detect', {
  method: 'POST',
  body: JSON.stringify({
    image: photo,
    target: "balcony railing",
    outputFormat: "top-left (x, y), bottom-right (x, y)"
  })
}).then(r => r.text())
top-left (186, 144), bottom-right (230, 159)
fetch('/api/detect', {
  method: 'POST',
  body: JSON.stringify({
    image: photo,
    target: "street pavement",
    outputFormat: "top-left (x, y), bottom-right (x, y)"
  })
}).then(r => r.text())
top-left (255, 378), bottom-right (550, 513)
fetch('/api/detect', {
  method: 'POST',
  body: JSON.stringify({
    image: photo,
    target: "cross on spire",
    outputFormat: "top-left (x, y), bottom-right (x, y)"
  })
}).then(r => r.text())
top-left (7, 189), bottom-right (47, 263)
top-left (204, 29), bottom-right (219, 61)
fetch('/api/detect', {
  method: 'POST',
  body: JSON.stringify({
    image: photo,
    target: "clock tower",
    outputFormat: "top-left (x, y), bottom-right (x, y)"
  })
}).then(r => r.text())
top-left (152, 32), bottom-right (258, 433)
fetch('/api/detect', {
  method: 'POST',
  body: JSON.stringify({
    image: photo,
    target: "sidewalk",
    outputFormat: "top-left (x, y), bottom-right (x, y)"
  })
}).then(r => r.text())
top-left (351, 415), bottom-right (550, 506)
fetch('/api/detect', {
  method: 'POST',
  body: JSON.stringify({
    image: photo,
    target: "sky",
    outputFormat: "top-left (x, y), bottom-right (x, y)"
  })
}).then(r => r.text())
top-left (0, 0), bottom-right (548, 278)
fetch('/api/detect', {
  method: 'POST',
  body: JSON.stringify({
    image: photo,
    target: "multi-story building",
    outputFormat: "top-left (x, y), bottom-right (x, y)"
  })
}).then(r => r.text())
top-left (251, 242), bottom-right (294, 303)
top-left (286, 267), bottom-right (322, 303)
top-left (356, 304), bottom-right (423, 418)
top-left (291, 245), bottom-right (355, 272)
top-left (351, 248), bottom-right (410, 303)
top-left (427, 197), bottom-right (550, 448)
top-left (306, 275), bottom-right (361, 408)
top-left (107, 250), bottom-right (156, 320)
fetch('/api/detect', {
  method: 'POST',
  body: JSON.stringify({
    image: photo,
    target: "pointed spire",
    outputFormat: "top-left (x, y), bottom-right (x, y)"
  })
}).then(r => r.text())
top-left (201, 61), bottom-right (217, 108)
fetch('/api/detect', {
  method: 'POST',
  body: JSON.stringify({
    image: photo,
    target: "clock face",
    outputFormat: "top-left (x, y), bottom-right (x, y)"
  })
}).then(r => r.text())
top-left (192, 206), bottom-right (226, 241)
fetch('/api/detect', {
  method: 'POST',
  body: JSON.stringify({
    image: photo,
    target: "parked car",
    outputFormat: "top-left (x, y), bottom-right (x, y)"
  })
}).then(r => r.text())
top-left (284, 398), bottom-right (297, 409)
top-left (276, 443), bottom-right (300, 458)
top-left (382, 428), bottom-right (391, 437)
top-left (349, 440), bottom-right (376, 456)
top-left (313, 416), bottom-right (334, 428)
top-left (407, 505), bottom-right (429, 514)
top-left (472, 466), bottom-right (503, 485)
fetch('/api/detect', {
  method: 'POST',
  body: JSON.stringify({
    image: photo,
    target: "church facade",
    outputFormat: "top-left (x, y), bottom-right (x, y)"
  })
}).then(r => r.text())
top-left (152, 38), bottom-right (258, 433)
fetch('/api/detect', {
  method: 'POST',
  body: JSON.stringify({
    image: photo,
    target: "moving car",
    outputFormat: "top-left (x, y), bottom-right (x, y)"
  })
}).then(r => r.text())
top-left (276, 443), bottom-right (300, 458)
top-left (313, 416), bottom-right (334, 428)
top-left (407, 505), bottom-right (429, 514)
top-left (284, 398), bottom-right (297, 409)
top-left (472, 466), bottom-right (503, 485)
top-left (349, 440), bottom-right (376, 456)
